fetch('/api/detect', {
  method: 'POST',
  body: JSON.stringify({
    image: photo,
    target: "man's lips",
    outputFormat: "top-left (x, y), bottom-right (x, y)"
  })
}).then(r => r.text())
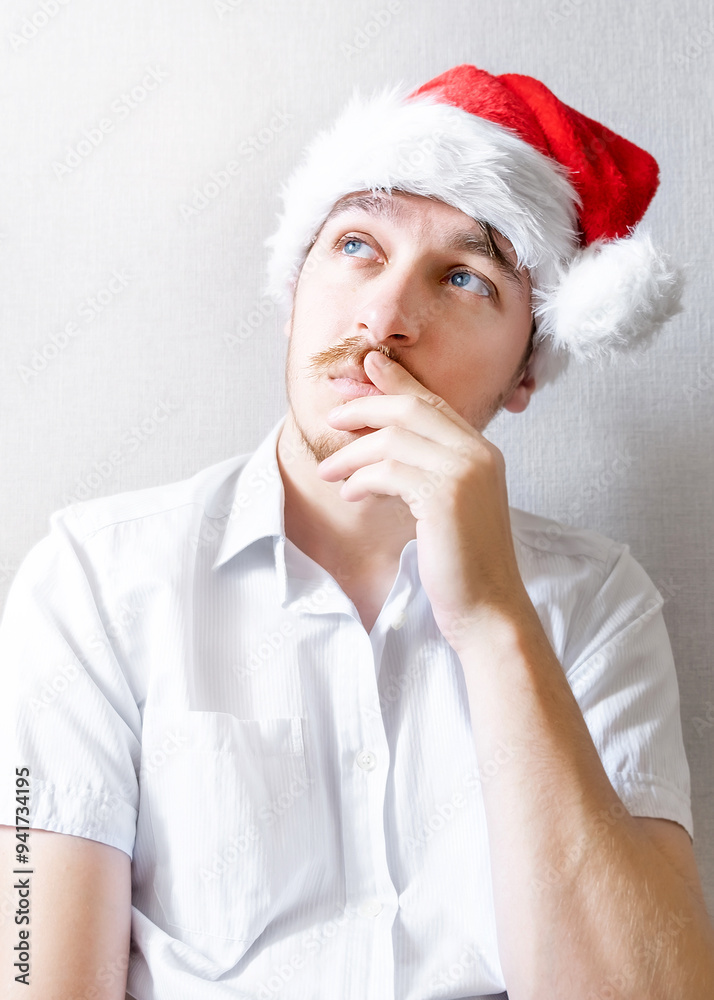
top-left (328, 376), bottom-right (384, 398)
top-left (329, 364), bottom-right (376, 385)
top-left (327, 364), bottom-right (384, 397)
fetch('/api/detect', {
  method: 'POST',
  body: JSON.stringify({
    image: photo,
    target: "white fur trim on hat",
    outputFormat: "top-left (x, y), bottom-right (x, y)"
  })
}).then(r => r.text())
top-left (530, 228), bottom-right (685, 376)
top-left (263, 82), bottom-right (684, 389)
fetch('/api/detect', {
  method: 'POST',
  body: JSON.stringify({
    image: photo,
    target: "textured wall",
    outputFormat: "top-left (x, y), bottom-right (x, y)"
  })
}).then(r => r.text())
top-left (1, 0), bottom-right (712, 913)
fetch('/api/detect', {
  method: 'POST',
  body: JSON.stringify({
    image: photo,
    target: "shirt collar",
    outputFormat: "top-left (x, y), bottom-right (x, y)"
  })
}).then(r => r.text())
top-left (212, 413), bottom-right (288, 571)
top-left (211, 412), bottom-right (420, 586)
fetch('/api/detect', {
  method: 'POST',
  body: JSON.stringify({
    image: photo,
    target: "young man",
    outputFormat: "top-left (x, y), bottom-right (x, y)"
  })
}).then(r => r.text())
top-left (1, 64), bottom-right (712, 998)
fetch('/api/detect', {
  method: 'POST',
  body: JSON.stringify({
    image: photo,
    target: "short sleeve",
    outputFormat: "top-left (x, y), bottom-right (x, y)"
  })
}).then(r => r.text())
top-left (0, 508), bottom-right (141, 858)
top-left (563, 542), bottom-right (693, 840)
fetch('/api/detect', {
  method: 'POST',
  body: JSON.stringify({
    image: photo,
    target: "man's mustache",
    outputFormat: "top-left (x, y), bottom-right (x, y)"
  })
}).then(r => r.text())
top-left (305, 341), bottom-right (405, 378)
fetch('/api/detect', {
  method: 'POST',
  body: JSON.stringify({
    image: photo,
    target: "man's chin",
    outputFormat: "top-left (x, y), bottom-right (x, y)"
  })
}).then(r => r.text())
top-left (294, 424), bottom-right (364, 466)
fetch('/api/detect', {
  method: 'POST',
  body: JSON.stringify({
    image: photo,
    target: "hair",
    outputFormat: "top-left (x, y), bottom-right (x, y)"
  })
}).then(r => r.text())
top-left (476, 219), bottom-right (514, 268)
top-left (518, 315), bottom-right (537, 375)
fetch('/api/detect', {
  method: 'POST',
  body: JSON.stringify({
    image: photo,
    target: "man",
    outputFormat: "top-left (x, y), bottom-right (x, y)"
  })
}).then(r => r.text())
top-left (1, 64), bottom-right (712, 998)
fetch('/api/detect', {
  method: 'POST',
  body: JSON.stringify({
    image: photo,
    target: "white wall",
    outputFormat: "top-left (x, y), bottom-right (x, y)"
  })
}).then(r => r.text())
top-left (2, 0), bottom-right (713, 911)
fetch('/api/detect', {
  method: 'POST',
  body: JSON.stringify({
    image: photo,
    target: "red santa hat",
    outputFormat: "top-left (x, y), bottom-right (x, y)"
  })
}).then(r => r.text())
top-left (263, 64), bottom-right (684, 388)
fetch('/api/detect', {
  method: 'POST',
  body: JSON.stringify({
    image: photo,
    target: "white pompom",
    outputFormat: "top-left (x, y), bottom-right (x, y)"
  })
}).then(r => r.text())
top-left (532, 228), bottom-right (685, 367)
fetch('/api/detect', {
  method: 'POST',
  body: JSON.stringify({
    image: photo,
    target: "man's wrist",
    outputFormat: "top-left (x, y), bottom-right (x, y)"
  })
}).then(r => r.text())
top-left (447, 590), bottom-right (548, 662)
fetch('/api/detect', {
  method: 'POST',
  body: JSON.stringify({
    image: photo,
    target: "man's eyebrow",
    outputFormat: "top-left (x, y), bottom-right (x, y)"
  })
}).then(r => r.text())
top-left (319, 193), bottom-right (526, 292)
top-left (320, 193), bottom-right (406, 229)
top-left (440, 229), bottom-right (525, 292)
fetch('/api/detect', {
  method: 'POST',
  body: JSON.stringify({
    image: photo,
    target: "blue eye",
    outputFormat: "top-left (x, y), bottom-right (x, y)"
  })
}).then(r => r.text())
top-left (339, 238), bottom-right (375, 259)
top-left (448, 271), bottom-right (492, 297)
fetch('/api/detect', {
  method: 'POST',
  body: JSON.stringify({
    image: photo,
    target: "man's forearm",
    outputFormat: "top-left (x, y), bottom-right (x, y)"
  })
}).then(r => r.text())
top-left (455, 602), bottom-right (714, 1000)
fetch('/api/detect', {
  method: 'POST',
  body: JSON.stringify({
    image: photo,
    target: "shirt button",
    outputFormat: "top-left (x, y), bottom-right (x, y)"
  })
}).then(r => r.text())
top-left (356, 749), bottom-right (377, 771)
top-left (390, 611), bottom-right (407, 630)
top-left (358, 900), bottom-right (383, 918)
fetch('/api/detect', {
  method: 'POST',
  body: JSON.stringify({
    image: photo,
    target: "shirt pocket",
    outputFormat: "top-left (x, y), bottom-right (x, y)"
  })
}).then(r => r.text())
top-left (142, 709), bottom-right (316, 972)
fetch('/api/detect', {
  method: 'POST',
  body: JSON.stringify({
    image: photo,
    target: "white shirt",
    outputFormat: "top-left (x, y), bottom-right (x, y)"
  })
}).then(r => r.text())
top-left (0, 413), bottom-right (693, 1000)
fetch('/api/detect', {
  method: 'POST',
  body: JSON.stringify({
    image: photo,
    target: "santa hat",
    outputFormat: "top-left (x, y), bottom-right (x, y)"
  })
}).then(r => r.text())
top-left (263, 64), bottom-right (684, 388)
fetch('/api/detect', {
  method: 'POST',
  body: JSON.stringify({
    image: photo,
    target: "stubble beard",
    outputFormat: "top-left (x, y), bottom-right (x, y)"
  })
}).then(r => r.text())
top-left (284, 343), bottom-right (348, 466)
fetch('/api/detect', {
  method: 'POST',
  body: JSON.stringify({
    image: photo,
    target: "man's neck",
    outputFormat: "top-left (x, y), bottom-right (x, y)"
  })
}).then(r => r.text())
top-left (276, 415), bottom-right (417, 582)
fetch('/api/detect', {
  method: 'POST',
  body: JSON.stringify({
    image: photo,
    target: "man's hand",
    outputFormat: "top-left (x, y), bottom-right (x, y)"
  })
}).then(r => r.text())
top-left (316, 349), bottom-right (533, 650)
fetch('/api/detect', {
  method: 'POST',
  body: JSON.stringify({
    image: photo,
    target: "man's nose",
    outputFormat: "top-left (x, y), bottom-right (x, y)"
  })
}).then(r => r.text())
top-left (353, 265), bottom-right (438, 348)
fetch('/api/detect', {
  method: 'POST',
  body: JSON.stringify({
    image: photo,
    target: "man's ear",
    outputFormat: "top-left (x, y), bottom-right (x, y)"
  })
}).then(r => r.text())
top-left (502, 366), bottom-right (536, 414)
